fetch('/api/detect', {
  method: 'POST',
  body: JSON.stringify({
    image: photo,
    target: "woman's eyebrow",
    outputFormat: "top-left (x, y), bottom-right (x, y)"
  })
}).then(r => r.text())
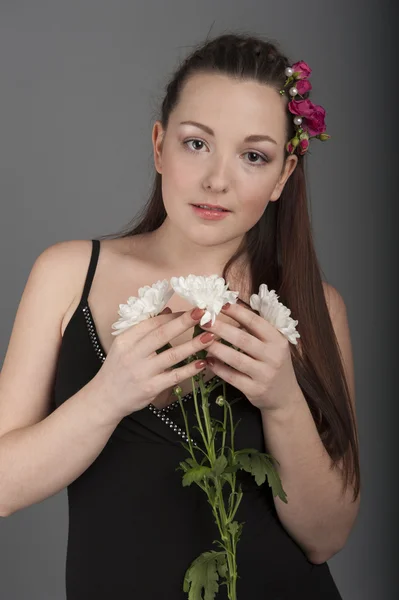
top-left (180, 120), bottom-right (277, 145)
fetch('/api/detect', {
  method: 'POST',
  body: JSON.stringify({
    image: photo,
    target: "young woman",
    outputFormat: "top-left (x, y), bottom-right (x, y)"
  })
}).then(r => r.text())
top-left (0, 33), bottom-right (360, 598)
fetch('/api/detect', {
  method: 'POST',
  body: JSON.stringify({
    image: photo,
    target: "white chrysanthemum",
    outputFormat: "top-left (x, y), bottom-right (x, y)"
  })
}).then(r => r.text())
top-left (170, 274), bottom-right (239, 326)
top-left (250, 283), bottom-right (300, 345)
top-left (111, 279), bottom-right (174, 336)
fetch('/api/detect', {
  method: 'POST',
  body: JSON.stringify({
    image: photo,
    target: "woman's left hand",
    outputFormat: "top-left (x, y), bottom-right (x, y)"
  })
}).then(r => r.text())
top-left (201, 301), bottom-right (300, 412)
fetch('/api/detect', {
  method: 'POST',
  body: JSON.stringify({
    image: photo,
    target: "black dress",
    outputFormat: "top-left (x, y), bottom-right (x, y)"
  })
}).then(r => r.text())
top-left (52, 239), bottom-right (343, 599)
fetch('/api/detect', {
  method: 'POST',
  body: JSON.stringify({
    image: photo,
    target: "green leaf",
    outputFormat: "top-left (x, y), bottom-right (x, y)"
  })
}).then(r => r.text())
top-left (206, 484), bottom-right (217, 506)
top-left (227, 520), bottom-right (239, 536)
top-left (183, 550), bottom-right (225, 600)
top-left (212, 539), bottom-right (227, 552)
top-left (211, 418), bottom-right (226, 428)
top-left (235, 449), bottom-right (288, 503)
top-left (219, 471), bottom-right (234, 492)
top-left (222, 464), bottom-right (240, 474)
top-left (215, 552), bottom-right (228, 579)
top-left (176, 458), bottom-right (201, 476)
top-left (176, 459), bottom-right (191, 474)
top-left (180, 441), bottom-right (193, 454)
top-left (231, 418), bottom-right (242, 437)
top-left (207, 384), bottom-right (223, 396)
top-left (227, 488), bottom-right (239, 514)
top-left (228, 519), bottom-right (244, 540)
top-left (182, 465), bottom-right (213, 487)
top-left (209, 423), bottom-right (225, 447)
top-left (212, 454), bottom-right (228, 476)
top-left (192, 425), bottom-right (204, 435)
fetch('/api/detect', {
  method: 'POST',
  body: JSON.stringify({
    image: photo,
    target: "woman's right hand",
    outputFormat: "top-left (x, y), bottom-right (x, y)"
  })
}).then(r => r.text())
top-left (92, 307), bottom-right (215, 420)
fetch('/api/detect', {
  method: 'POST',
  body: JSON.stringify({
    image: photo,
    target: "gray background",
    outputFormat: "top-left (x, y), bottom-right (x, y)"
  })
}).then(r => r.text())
top-left (0, 1), bottom-right (397, 599)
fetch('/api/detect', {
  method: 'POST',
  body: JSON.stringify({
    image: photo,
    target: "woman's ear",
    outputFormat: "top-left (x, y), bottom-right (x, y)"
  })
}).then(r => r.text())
top-left (269, 154), bottom-right (298, 202)
top-left (152, 120), bottom-right (165, 174)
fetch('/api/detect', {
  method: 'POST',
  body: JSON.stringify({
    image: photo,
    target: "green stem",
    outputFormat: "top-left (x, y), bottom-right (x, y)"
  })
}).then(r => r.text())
top-left (198, 376), bottom-right (215, 462)
top-left (214, 477), bottom-right (238, 599)
top-left (228, 488), bottom-right (243, 522)
top-left (191, 374), bottom-right (211, 456)
top-left (174, 386), bottom-right (210, 461)
top-left (221, 389), bottom-right (228, 456)
top-left (177, 338), bottom-right (240, 599)
top-left (204, 480), bottom-right (226, 546)
top-left (226, 399), bottom-right (235, 455)
top-left (226, 545), bottom-right (238, 600)
top-left (203, 473), bottom-right (237, 598)
top-left (197, 368), bottom-right (238, 597)
top-left (176, 393), bottom-right (196, 458)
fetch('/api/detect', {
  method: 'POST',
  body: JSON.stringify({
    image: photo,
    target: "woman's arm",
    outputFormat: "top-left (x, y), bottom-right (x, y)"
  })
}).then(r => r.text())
top-left (0, 377), bottom-right (120, 517)
top-left (0, 240), bottom-right (120, 516)
top-left (261, 285), bottom-right (360, 564)
top-left (261, 386), bottom-right (360, 564)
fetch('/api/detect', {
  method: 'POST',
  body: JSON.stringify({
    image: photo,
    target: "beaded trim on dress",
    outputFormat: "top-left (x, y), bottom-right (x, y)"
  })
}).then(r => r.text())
top-left (81, 303), bottom-right (219, 447)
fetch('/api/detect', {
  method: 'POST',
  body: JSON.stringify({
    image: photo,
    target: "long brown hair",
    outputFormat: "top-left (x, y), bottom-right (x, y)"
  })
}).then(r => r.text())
top-left (98, 32), bottom-right (360, 502)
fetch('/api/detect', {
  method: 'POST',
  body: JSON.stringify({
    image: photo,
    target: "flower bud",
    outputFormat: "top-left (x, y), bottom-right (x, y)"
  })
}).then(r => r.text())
top-left (286, 141), bottom-right (295, 154)
top-left (298, 138), bottom-right (309, 154)
top-left (215, 396), bottom-right (225, 407)
top-left (318, 133), bottom-right (331, 141)
top-left (291, 136), bottom-right (300, 147)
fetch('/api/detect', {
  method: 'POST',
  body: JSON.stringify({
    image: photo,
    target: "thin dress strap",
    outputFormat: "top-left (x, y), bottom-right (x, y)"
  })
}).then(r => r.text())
top-left (79, 239), bottom-right (100, 306)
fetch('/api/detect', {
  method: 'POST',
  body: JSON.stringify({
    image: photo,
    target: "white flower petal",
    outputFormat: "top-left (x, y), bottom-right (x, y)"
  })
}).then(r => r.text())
top-left (170, 274), bottom-right (239, 325)
top-left (111, 280), bottom-right (175, 336)
top-left (112, 277), bottom-right (299, 346)
top-left (250, 283), bottom-right (300, 345)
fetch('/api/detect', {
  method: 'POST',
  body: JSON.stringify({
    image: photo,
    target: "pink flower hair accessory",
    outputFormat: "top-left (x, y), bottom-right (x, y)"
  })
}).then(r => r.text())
top-left (279, 60), bottom-right (331, 156)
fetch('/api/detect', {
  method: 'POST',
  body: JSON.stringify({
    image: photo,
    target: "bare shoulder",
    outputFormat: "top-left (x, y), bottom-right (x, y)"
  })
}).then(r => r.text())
top-left (37, 238), bottom-right (92, 272)
top-left (35, 239), bottom-right (98, 310)
top-left (58, 235), bottom-right (145, 294)
top-left (45, 238), bottom-right (138, 313)
top-left (322, 281), bottom-right (346, 320)
top-left (0, 239), bottom-right (99, 441)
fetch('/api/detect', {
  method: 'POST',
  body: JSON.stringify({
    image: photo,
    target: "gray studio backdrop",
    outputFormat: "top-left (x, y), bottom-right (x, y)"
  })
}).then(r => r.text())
top-left (0, 1), bottom-right (396, 599)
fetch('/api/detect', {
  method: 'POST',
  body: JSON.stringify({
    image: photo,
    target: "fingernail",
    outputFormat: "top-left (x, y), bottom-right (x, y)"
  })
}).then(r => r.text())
top-left (222, 303), bottom-right (231, 310)
top-left (207, 357), bottom-right (215, 367)
top-left (195, 360), bottom-right (207, 369)
top-left (200, 332), bottom-right (215, 343)
top-left (202, 321), bottom-right (212, 328)
top-left (191, 307), bottom-right (205, 320)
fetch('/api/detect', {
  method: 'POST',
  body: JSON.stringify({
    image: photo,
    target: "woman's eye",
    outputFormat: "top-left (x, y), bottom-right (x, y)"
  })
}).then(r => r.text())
top-left (183, 139), bottom-right (269, 166)
top-left (184, 139), bottom-right (206, 152)
top-left (244, 151), bottom-right (269, 166)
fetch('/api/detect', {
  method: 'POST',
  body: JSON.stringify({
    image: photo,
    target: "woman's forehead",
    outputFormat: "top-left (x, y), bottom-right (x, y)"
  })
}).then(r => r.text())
top-left (172, 73), bottom-right (287, 142)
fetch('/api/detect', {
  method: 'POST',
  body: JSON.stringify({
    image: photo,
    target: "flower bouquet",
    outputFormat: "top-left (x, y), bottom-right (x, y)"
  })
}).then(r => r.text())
top-left (111, 275), bottom-right (300, 599)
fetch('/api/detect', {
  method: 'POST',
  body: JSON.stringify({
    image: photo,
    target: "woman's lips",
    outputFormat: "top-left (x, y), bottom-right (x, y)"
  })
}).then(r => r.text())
top-left (190, 205), bottom-right (231, 220)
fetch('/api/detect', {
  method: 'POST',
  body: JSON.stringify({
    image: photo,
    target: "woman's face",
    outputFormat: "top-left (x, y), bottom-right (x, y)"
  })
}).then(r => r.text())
top-left (152, 72), bottom-right (297, 248)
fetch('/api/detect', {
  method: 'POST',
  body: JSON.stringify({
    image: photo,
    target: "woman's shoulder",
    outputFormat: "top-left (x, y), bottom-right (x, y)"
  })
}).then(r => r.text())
top-left (45, 235), bottom-right (145, 272)
top-left (32, 239), bottom-right (96, 295)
